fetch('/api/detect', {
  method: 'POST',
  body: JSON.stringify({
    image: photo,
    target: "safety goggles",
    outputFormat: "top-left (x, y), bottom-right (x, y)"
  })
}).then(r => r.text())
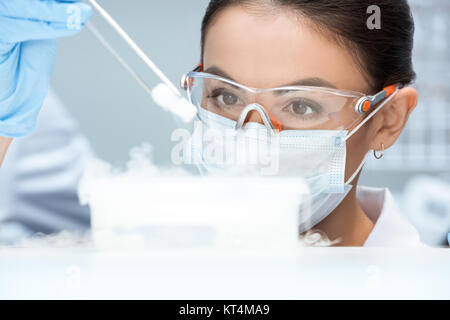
top-left (181, 65), bottom-right (397, 132)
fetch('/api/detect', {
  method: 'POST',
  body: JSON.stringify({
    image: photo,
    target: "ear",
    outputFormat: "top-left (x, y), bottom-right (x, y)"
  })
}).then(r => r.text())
top-left (370, 87), bottom-right (418, 151)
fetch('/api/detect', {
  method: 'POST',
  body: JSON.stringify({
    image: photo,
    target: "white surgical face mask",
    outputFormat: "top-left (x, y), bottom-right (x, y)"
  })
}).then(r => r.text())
top-left (187, 90), bottom-right (398, 232)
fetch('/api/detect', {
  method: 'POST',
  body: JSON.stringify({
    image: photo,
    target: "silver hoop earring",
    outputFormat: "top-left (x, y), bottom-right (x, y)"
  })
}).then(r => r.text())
top-left (374, 143), bottom-right (384, 160)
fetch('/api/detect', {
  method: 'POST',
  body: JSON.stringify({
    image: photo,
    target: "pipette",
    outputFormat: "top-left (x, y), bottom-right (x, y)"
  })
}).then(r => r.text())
top-left (86, 0), bottom-right (196, 122)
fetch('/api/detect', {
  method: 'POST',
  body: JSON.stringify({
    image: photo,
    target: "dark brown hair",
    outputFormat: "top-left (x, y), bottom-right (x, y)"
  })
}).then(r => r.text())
top-left (200, 0), bottom-right (416, 92)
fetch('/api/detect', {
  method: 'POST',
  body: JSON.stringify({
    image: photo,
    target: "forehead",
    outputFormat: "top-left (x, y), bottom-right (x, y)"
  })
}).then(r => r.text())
top-left (203, 5), bottom-right (369, 92)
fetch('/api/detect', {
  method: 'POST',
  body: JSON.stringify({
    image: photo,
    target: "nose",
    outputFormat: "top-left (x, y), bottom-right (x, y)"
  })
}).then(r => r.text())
top-left (235, 103), bottom-right (282, 132)
top-left (247, 110), bottom-right (264, 124)
top-left (247, 110), bottom-right (283, 132)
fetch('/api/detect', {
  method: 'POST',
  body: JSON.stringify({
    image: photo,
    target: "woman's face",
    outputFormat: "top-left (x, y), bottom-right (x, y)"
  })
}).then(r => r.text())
top-left (203, 5), bottom-right (373, 179)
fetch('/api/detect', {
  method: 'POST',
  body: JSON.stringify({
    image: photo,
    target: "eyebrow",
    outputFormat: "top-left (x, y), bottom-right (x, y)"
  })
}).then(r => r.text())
top-left (284, 78), bottom-right (337, 89)
top-left (204, 66), bottom-right (337, 90)
top-left (204, 66), bottom-right (237, 82)
top-left (204, 66), bottom-right (244, 91)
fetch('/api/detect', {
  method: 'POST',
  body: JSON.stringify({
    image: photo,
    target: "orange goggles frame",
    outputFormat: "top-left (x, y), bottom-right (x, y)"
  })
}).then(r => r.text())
top-left (181, 64), bottom-right (398, 131)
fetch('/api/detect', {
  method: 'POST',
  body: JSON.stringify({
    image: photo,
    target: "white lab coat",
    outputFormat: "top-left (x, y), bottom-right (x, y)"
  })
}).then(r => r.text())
top-left (0, 90), bottom-right (94, 238)
top-left (358, 186), bottom-right (423, 247)
top-left (0, 91), bottom-right (422, 247)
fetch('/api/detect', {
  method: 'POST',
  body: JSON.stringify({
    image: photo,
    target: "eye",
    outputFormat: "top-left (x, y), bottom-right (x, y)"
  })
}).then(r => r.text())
top-left (283, 98), bottom-right (323, 118)
top-left (218, 92), bottom-right (239, 105)
top-left (208, 88), bottom-right (243, 107)
top-left (290, 101), bottom-right (313, 115)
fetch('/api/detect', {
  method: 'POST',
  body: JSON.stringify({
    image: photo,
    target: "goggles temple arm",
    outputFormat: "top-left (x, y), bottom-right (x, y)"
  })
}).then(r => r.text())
top-left (180, 64), bottom-right (203, 90)
top-left (346, 85), bottom-right (399, 141)
top-left (355, 84), bottom-right (398, 114)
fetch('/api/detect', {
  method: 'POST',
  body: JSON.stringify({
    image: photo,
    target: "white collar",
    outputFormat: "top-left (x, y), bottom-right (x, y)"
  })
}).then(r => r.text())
top-left (356, 186), bottom-right (423, 247)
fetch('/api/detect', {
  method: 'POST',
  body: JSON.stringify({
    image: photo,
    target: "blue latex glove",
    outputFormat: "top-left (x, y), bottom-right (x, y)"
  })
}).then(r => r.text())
top-left (0, 0), bottom-right (92, 137)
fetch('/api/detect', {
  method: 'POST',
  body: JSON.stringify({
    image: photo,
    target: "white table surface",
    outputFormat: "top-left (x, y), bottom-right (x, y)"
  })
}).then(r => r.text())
top-left (1, 247), bottom-right (449, 299)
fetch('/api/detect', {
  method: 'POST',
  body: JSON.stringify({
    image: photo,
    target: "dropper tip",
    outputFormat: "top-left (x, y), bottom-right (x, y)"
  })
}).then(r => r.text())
top-left (151, 83), bottom-right (196, 123)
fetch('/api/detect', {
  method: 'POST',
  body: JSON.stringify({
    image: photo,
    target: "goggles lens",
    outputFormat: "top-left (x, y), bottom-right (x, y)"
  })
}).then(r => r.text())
top-left (187, 73), bottom-right (365, 130)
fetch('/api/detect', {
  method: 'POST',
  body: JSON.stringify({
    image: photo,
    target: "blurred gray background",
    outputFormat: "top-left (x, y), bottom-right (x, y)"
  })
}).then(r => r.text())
top-left (50, 0), bottom-right (450, 245)
top-left (51, 0), bottom-right (209, 168)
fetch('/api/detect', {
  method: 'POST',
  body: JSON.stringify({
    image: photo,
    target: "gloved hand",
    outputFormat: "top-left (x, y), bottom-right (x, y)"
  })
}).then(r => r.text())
top-left (0, 0), bottom-right (92, 138)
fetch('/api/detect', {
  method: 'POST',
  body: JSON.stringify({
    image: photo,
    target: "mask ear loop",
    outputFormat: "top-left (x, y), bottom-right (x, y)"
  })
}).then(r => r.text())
top-left (343, 86), bottom-right (399, 185)
top-left (345, 152), bottom-right (369, 185)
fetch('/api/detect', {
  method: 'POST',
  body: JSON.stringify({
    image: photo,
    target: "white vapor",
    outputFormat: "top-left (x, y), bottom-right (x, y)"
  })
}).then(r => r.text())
top-left (1, 144), bottom-right (339, 250)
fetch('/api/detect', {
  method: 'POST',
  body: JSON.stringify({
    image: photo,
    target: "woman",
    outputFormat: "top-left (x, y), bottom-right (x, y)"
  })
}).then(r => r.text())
top-left (182, 0), bottom-right (421, 246)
